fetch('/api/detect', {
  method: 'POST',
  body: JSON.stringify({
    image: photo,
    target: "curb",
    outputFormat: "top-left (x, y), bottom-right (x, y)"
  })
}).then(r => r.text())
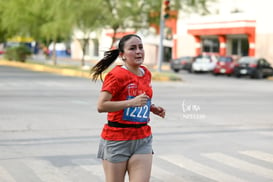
top-left (0, 60), bottom-right (91, 78)
top-left (0, 60), bottom-right (182, 81)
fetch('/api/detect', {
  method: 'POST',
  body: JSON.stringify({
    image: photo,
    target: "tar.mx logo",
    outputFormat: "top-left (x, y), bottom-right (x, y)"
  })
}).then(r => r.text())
top-left (181, 100), bottom-right (206, 120)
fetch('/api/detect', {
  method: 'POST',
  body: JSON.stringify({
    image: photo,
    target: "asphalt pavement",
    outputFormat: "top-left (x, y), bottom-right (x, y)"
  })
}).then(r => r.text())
top-left (0, 65), bottom-right (273, 182)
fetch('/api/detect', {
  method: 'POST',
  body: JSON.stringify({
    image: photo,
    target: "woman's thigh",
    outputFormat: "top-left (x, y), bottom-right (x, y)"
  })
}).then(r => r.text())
top-left (127, 154), bottom-right (153, 182)
top-left (102, 160), bottom-right (127, 182)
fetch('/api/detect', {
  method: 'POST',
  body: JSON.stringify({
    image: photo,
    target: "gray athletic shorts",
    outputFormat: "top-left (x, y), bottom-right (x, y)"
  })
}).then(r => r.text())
top-left (97, 135), bottom-right (153, 163)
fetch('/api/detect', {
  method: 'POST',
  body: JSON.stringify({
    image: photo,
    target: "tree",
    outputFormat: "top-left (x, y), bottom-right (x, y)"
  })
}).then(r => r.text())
top-left (69, 0), bottom-right (104, 67)
top-left (38, 0), bottom-right (74, 65)
top-left (0, 0), bottom-right (74, 65)
top-left (0, 0), bottom-right (213, 65)
top-left (0, 0), bottom-right (31, 38)
top-left (0, 3), bottom-right (8, 43)
top-left (98, 0), bottom-right (212, 48)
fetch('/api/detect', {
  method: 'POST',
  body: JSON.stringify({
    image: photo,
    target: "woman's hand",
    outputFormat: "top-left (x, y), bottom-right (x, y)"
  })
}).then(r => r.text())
top-left (150, 104), bottom-right (165, 118)
top-left (130, 93), bottom-right (150, 107)
top-left (98, 91), bottom-right (150, 113)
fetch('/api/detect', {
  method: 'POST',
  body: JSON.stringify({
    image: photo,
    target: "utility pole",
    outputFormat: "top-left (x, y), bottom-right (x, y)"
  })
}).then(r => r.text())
top-left (157, 8), bottom-right (164, 72)
top-left (157, 0), bottom-right (170, 72)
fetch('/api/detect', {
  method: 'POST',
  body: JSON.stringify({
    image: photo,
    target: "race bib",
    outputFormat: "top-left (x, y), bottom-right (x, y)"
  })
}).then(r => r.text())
top-left (123, 97), bottom-right (151, 122)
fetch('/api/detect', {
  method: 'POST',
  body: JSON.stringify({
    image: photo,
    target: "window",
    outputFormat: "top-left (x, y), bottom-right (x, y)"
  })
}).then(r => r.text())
top-left (202, 38), bottom-right (219, 53)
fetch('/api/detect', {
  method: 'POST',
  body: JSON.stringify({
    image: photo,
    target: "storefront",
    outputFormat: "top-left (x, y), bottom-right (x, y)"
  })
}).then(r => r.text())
top-left (187, 19), bottom-right (256, 57)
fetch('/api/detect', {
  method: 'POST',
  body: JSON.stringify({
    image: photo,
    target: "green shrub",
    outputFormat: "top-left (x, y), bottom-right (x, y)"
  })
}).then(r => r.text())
top-left (4, 46), bottom-right (32, 62)
top-left (4, 48), bottom-right (16, 60)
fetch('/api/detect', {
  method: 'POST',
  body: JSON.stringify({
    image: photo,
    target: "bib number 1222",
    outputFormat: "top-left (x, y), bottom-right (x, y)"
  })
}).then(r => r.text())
top-left (123, 97), bottom-right (151, 122)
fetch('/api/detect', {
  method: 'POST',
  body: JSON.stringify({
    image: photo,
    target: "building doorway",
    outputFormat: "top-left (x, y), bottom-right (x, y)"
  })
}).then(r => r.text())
top-left (163, 46), bottom-right (172, 62)
top-left (231, 38), bottom-right (249, 56)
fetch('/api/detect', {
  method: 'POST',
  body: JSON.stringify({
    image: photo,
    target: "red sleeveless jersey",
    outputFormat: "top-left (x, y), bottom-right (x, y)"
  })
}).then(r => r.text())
top-left (100, 65), bottom-right (153, 141)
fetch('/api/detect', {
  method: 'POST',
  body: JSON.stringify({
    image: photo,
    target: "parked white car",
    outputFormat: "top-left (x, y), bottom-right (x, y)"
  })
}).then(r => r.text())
top-left (191, 54), bottom-right (218, 72)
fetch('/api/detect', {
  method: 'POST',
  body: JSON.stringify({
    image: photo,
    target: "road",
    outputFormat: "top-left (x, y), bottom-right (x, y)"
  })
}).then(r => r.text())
top-left (1, 66), bottom-right (273, 182)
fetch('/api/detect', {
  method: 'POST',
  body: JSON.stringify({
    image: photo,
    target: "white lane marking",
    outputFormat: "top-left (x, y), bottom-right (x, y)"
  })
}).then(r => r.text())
top-left (257, 131), bottom-right (273, 137)
top-left (79, 164), bottom-right (130, 181)
top-left (203, 152), bottom-right (273, 180)
top-left (24, 159), bottom-right (73, 182)
top-left (240, 150), bottom-right (273, 164)
top-left (0, 166), bottom-right (16, 182)
top-left (74, 158), bottom-right (188, 182)
top-left (159, 155), bottom-right (247, 182)
top-left (151, 164), bottom-right (189, 181)
top-left (78, 164), bottom-right (104, 178)
top-left (72, 159), bottom-right (104, 180)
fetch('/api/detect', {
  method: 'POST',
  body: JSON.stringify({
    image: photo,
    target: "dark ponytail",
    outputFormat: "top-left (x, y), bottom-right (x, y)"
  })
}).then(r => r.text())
top-left (90, 34), bottom-right (141, 81)
top-left (90, 49), bottom-right (119, 81)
